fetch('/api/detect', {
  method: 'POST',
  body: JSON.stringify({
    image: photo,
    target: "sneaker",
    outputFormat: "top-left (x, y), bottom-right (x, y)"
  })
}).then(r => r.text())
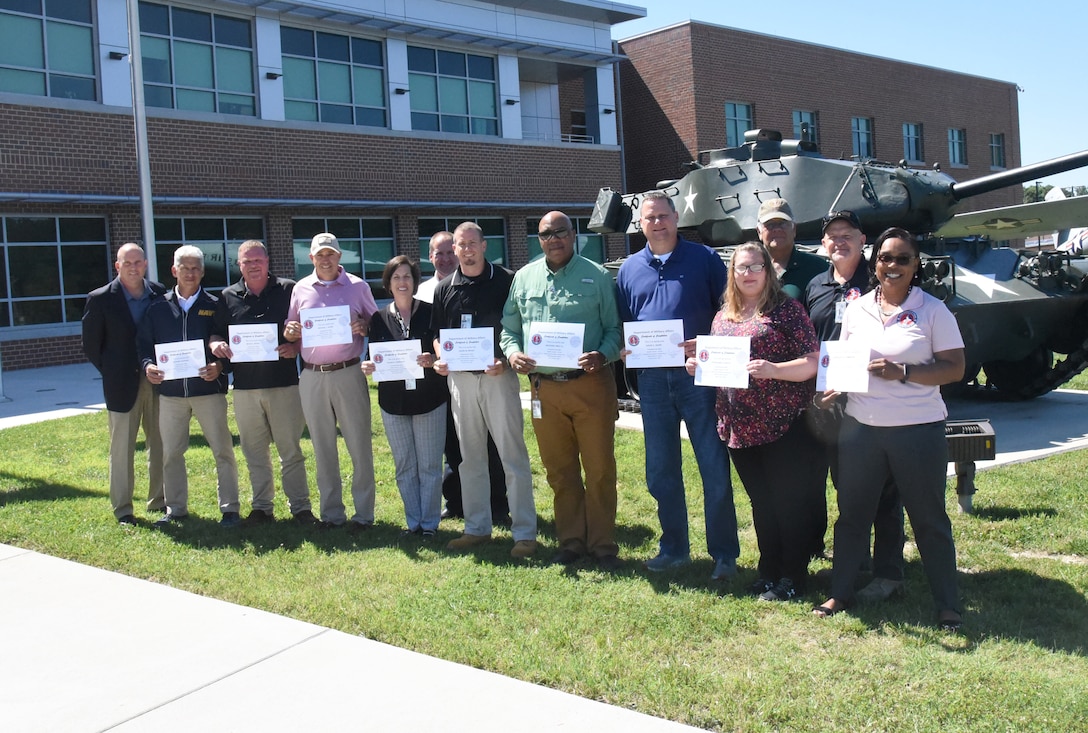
top-left (446, 533), bottom-right (491, 551)
top-left (220, 512), bottom-right (241, 528)
top-left (292, 509), bottom-right (317, 525)
top-left (421, 529), bottom-right (436, 540)
top-left (644, 553), bottom-right (691, 572)
top-left (243, 509), bottom-right (274, 525)
top-left (749, 578), bottom-right (776, 596)
top-left (759, 578), bottom-right (799, 602)
top-left (117, 515), bottom-right (137, 526)
top-left (710, 557), bottom-right (737, 581)
top-left (510, 540), bottom-right (538, 558)
top-left (855, 577), bottom-right (905, 604)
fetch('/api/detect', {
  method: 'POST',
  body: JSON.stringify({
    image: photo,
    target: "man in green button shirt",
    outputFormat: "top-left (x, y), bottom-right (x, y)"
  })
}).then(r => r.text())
top-left (501, 211), bottom-right (623, 570)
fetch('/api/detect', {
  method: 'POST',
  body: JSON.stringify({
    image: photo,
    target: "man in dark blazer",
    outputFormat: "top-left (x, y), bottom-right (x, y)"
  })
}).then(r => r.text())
top-left (82, 242), bottom-right (166, 525)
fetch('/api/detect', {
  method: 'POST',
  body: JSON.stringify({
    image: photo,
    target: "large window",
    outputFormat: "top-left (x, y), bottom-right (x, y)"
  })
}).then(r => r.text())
top-left (153, 217), bottom-right (264, 291)
top-left (407, 46), bottom-right (497, 136)
top-left (725, 102), bottom-right (753, 147)
top-left (280, 27), bottom-right (386, 127)
top-left (851, 117), bottom-right (874, 159)
top-left (948, 128), bottom-right (967, 166)
top-left (0, 0), bottom-right (96, 100)
top-left (525, 217), bottom-right (604, 264)
top-left (792, 110), bottom-right (818, 144)
top-left (418, 218), bottom-right (506, 270)
top-left (990, 133), bottom-right (1006, 169)
top-left (139, 1), bottom-right (255, 116)
top-left (0, 216), bottom-right (108, 328)
top-left (292, 218), bottom-right (394, 287)
top-left (903, 122), bottom-right (924, 163)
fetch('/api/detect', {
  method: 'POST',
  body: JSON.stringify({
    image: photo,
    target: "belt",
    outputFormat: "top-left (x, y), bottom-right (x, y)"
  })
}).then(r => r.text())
top-left (302, 357), bottom-right (360, 373)
top-left (537, 369), bottom-right (588, 382)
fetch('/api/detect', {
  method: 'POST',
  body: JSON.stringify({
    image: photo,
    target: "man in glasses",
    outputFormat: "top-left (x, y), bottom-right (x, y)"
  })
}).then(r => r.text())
top-left (210, 240), bottom-right (313, 525)
top-left (501, 211), bottom-right (623, 570)
top-left (615, 191), bottom-right (741, 580)
top-left (757, 198), bottom-right (827, 300)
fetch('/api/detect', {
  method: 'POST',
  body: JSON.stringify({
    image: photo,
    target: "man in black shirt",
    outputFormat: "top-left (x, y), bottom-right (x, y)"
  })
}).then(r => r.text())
top-left (211, 240), bottom-right (313, 524)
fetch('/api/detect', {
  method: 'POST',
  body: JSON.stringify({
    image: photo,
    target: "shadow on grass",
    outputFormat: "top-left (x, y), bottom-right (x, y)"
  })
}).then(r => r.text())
top-left (0, 471), bottom-right (100, 506)
top-left (972, 506), bottom-right (1059, 521)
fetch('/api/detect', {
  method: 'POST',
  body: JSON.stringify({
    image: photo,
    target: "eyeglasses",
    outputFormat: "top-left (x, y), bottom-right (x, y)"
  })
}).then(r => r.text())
top-left (876, 253), bottom-right (916, 266)
top-left (538, 227), bottom-right (570, 242)
top-left (762, 220), bottom-right (791, 230)
top-left (733, 263), bottom-right (767, 275)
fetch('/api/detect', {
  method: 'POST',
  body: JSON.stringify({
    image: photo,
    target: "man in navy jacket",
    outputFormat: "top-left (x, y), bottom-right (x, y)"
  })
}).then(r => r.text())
top-left (82, 243), bottom-right (167, 525)
top-left (138, 246), bottom-right (240, 528)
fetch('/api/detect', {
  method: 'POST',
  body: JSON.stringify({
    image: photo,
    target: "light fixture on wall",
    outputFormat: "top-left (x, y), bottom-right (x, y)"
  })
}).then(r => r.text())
top-left (265, 71), bottom-right (283, 80)
top-left (108, 51), bottom-right (128, 60)
top-left (603, 108), bottom-right (615, 115)
top-left (504, 99), bottom-right (518, 105)
top-left (394, 88), bottom-right (409, 95)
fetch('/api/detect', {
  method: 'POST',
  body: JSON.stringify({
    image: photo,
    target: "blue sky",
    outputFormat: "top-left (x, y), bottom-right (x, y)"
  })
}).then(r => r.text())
top-left (611, 0), bottom-right (1087, 191)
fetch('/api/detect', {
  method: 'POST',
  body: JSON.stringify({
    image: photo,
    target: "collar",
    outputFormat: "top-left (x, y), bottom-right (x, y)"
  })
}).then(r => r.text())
top-left (452, 261), bottom-right (494, 286)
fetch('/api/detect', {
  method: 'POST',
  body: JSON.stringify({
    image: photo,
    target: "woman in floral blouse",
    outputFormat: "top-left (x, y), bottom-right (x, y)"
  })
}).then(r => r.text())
top-left (687, 242), bottom-right (823, 601)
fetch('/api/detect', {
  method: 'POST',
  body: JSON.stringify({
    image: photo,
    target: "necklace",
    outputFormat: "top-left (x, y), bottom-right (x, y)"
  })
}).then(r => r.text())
top-left (876, 284), bottom-right (912, 317)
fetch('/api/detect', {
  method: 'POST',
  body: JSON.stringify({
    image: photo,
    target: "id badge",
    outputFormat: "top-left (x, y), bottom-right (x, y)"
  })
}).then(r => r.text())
top-left (532, 399), bottom-right (542, 419)
top-left (405, 378), bottom-right (417, 391)
top-left (835, 300), bottom-right (847, 323)
top-left (460, 314), bottom-right (473, 329)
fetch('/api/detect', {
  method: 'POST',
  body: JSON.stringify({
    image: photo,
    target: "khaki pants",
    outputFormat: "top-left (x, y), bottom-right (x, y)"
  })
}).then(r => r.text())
top-left (107, 376), bottom-right (165, 518)
top-left (234, 386), bottom-right (310, 514)
top-left (159, 393), bottom-right (239, 516)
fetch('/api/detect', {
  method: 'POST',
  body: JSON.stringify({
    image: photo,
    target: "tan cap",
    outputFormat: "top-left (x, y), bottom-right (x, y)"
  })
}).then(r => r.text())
top-left (757, 198), bottom-right (794, 224)
top-left (310, 233), bottom-right (341, 255)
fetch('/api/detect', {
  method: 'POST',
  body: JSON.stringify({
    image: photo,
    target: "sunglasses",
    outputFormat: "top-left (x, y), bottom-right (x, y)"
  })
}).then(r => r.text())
top-left (538, 227), bottom-right (570, 242)
top-left (876, 253), bottom-right (916, 266)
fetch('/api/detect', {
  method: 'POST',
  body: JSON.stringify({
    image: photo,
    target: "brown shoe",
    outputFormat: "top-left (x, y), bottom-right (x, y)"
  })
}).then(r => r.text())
top-left (446, 533), bottom-right (491, 551)
top-left (510, 540), bottom-right (538, 559)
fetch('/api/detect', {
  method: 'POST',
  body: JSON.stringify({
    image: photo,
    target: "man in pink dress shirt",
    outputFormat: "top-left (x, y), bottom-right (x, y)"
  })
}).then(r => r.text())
top-left (284, 233), bottom-right (378, 530)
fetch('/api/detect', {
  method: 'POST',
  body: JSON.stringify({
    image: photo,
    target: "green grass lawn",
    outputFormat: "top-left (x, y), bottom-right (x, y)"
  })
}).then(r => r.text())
top-left (2, 386), bottom-right (1087, 732)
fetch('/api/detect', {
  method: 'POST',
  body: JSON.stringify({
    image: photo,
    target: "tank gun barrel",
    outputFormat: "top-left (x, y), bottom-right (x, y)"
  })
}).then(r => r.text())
top-left (951, 150), bottom-right (1088, 201)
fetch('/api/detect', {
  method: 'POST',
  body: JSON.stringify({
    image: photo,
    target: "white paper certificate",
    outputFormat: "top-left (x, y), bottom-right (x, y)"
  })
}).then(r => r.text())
top-left (154, 339), bottom-right (205, 381)
top-left (438, 327), bottom-right (495, 372)
top-left (623, 319), bottom-right (686, 368)
top-left (227, 323), bottom-right (279, 363)
top-left (526, 321), bottom-right (585, 369)
top-left (300, 305), bottom-right (352, 348)
top-left (817, 341), bottom-right (871, 393)
top-left (693, 335), bottom-right (751, 388)
top-left (369, 340), bottom-right (425, 383)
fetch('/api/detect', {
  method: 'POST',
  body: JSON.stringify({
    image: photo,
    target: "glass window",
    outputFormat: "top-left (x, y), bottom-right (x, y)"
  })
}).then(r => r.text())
top-left (851, 117), bottom-right (874, 159)
top-left (139, 1), bottom-right (255, 116)
top-left (407, 45), bottom-right (498, 137)
top-left (152, 217), bottom-right (264, 291)
top-left (948, 128), bottom-right (967, 166)
top-left (989, 133), bottom-right (1006, 169)
top-left (0, 215), bottom-right (109, 328)
top-left (417, 217), bottom-right (506, 271)
top-left (291, 217), bottom-right (395, 287)
top-left (725, 102), bottom-right (753, 148)
top-left (792, 110), bottom-right (818, 144)
top-left (281, 26), bottom-right (387, 128)
top-left (0, 0), bottom-right (95, 100)
top-left (525, 217), bottom-right (604, 264)
top-left (903, 122), bottom-right (924, 163)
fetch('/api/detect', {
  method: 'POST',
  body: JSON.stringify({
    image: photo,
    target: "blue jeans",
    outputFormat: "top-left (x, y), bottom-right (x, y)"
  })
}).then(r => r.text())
top-left (637, 367), bottom-right (739, 562)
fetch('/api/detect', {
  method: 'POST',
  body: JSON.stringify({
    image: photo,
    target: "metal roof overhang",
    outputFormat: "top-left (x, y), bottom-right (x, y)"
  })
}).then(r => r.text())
top-left (0, 192), bottom-right (594, 210)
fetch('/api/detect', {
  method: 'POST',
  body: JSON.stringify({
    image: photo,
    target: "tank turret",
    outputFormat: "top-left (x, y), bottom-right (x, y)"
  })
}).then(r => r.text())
top-left (592, 130), bottom-right (1088, 399)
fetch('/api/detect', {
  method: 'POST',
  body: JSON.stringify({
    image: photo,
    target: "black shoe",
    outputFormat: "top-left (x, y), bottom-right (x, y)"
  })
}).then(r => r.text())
top-left (400, 527), bottom-right (423, 538)
top-left (153, 513), bottom-right (181, 529)
top-left (243, 510), bottom-right (274, 525)
top-left (494, 513), bottom-right (512, 528)
top-left (759, 578), bottom-right (799, 602)
top-left (421, 529), bottom-right (436, 540)
top-left (596, 554), bottom-right (623, 572)
top-left (220, 512), bottom-right (241, 528)
top-left (292, 509), bottom-right (317, 525)
top-left (748, 578), bottom-right (776, 596)
top-left (117, 515), bottom-right (137, 526)
top-left (551, 549), bottom-right (582, 566)
top-left (348, 521), bottom-right (373, 534)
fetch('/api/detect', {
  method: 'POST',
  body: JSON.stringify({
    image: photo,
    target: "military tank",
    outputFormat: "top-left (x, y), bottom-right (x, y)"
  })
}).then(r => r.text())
top-left (590, 129), bottom-right (1088, 399)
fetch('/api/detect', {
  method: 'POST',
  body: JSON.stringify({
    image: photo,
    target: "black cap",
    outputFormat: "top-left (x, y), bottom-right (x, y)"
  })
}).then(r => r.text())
top-left (821, 210), bottom-right (862, 233)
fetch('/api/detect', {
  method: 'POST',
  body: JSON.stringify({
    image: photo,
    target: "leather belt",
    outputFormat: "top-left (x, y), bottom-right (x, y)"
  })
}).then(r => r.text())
top-left (302, 357), bottom-right (360, 373)
top-left (538, 369), bottom-right (588, 382)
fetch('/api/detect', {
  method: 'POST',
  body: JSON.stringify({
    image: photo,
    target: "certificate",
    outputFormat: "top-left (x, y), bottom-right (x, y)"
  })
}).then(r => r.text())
top-left (300, 305), bottom-right (352, 348)
top-left (693, 335), bottom-right (751, 388)
top-left (526, 321), bottom-right (585, 369)
top-left (369, 340), bottom-right (425, 383)
top-left (438, 327), bottom-right (495, 372)
top-left (154, 339), bottom-right (205, 381)
top-left (817, 341), bottom-right (871, 393)
top-left (228, 323), bottom-right (279, 363)
top-left (623, 319), bottom-right (686, 368)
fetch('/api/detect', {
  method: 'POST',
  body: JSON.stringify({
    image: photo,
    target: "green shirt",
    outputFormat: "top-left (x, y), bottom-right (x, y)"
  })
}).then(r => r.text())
top-left (500, 254), bottom-right (622, 374)
top-left (781, 247), bottom-right (828, 300)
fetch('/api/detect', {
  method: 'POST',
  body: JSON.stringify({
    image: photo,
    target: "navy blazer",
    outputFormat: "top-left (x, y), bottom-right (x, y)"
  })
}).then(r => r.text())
top-left (82, 276), bottom-right (166, 412)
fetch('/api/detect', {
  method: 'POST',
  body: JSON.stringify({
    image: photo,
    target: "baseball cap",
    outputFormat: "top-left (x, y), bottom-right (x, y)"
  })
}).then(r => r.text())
top-left (310, 233), bottom-right (341, 255)
top-left (821, 210), bottom-right (863, 233)
top-left (757, 198), bottom-right (794, 224)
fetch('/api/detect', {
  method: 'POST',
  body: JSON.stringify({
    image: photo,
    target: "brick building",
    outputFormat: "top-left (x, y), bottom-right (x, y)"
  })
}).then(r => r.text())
top-left (617, 21), bottom-right (1021, 222)
top-left (0, 0), bottom-right (642, 368)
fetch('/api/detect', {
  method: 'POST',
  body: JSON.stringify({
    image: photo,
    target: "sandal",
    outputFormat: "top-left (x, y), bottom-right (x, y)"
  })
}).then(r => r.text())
top-left (812, 599), bottom-right (845, 618)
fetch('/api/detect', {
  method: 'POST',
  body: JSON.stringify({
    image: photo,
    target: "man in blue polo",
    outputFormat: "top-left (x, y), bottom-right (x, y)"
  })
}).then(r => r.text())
top-left (616, 191), bottom-right (740, 579)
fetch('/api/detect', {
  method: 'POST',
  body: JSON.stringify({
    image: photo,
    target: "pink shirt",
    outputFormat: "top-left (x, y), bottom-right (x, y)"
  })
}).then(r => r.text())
top-left (841, 287), bottom-right (964, 427)
top-left (287, 266), bottom-right (377, 365)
